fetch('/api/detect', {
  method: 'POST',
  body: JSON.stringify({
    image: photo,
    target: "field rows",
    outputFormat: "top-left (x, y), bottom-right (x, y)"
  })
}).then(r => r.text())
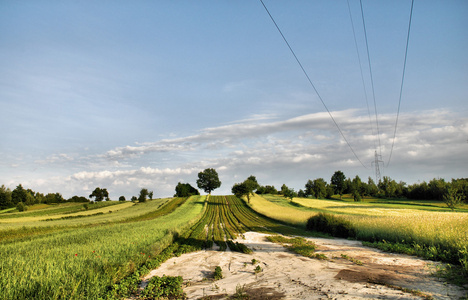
top-left (0, 196), bottom-right (205, 300)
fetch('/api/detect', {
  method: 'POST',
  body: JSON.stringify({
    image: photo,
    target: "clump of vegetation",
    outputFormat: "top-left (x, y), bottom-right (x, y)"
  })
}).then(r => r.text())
top-left (306, 213), bottom-right (356, 238)
top-left (267, 235), bottom-right (317, 258)
top-left (139, 275), bottom-right (186, 299)
top-left (232, 284), bottom-right (249, 300)
top-left (254, 265), bottom-right (262, 273)
top-left (214, 266), bottom-right (223, 280)
top-left (16, 202), bottom-right (28, 212)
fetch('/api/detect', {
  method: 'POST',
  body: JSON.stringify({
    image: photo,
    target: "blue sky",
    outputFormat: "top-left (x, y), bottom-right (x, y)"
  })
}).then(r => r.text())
top-left (1, 0), bottom-right (467, 199)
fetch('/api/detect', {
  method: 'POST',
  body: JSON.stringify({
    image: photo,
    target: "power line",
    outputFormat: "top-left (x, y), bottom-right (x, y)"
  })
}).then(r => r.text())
top-left (387, 0), bottom-right (414, 167)
top-left (259, 0), bottom-right (368, 169)
top-left (359, 0), bottom-right (382, 157)
top-left (347, 0), bottom-right (376, 150)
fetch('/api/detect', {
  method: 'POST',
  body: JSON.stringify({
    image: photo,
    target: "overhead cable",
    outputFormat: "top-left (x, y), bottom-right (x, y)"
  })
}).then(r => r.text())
top-left (387, 0), bottom-right (414, 167)
top-left (259, 0), bottom-right (367, 169)
top-left (359, 0), bottom-right (382, 157)
top-left (347, 0), bottom-right (376, 150)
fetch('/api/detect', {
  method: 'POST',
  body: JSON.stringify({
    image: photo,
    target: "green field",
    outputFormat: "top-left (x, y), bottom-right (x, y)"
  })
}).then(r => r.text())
top-left (1, 194), bottom-right (467, 299)
top-left (249, 194), bottom-right (468, 276)
top-left (0, 197), bottom-right (205, 300)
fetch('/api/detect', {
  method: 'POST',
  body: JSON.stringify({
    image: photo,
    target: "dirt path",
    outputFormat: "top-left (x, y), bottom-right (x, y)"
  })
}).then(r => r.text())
top-left (141, 232), bottom-right (466, 299)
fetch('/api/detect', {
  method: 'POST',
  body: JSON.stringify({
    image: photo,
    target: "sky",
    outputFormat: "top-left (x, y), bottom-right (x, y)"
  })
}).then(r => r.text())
top-left (1, 0), bottom-right (467, 199)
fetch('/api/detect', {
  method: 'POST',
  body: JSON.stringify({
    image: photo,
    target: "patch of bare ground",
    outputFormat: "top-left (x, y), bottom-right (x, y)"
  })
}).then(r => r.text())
top-left (140, 232), bottom-right (467, 299)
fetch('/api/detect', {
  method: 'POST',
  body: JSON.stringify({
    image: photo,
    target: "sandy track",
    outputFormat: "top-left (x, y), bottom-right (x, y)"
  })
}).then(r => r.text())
top-left (141, 232), bottom-right (466, 299)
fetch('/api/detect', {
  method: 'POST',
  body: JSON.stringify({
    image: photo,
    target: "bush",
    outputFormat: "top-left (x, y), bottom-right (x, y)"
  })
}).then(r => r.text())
top-left (16, 202), bottom-right (28, 212)
top-left (214, 266), bottom-right (223, 280)
top-left (140, 275), bottom-right (186, 299)
top-left (306, 213), bottom-right (355, 238)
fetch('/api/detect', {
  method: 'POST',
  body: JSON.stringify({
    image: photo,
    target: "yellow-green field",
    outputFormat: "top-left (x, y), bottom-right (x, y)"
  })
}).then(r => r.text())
top-left (0, 196), bottom-right (205, 300)
top-left (249, 194), bottom-right (468, 274)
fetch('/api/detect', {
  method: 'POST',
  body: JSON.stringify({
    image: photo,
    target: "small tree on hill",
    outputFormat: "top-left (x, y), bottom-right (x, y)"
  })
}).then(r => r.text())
top-left (138, 188), bottom-right (149, 203)
top-left (89, 187), bottom-right (109, 202)
top-left (283, 187), bottom-right (297, 202)
top-left (197, 168), bottom-right (221, 194)
top-left (174, 182), bottom-right (200, 197)
top-left (119, 196), bottom-right (126, 201)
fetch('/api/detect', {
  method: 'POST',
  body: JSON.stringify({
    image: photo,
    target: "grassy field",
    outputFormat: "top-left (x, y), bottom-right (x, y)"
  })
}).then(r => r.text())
top-left (0, 196), bottom-right (205, 300)
top-left (2, 193), bottom-right (466, 299)
top-left (249, 194), bottom-right (468, 276)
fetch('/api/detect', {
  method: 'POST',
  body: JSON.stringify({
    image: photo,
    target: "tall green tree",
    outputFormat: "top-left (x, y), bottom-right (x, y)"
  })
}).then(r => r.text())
top-left (312, 178), bottom-right (327, 199)
top-left (89, 187), bottom-right (109, 202)
top-left (0, 185), bottom-right (13, 209)
top-left (138, 188), bottom-right (149, 203)
top-left (331, 171), bottom-right (346, 199)
top-left (351, 175), bottom-right (364, 202)
top-left (11, 184), bottom-right (28, 205)
top-left (196, 168), bottom-right (221, 194)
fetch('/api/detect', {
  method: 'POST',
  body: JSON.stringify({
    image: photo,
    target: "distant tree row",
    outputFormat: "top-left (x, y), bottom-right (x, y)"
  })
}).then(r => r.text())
top-left (246, 170), bottom-right (468, 207)
top-left (0, 184), bottom-right (86, 210)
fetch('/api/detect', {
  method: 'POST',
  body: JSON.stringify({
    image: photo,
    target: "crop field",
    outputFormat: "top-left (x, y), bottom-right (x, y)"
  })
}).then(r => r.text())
top-left (1, 193), bottom-right (467, 299)
top-left (181, 195), bottom-right (310, 252)
top-left (249, 194), bottom-right (468, 275)
top-left (0, 196), bottom-right (205, 300)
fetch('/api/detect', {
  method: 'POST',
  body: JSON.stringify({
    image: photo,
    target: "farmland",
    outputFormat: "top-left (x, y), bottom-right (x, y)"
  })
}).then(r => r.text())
top-left (248, 194), bottom-right (468, 275)
top-left (1, 194), bottom-right (467, 299)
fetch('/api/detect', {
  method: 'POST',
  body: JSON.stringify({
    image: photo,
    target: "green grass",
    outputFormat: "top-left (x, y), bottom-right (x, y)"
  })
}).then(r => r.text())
top-left (0, 196), bottom-right (205, 300)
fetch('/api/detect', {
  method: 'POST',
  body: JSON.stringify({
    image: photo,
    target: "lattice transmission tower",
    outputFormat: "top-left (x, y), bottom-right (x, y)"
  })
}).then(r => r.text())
top-left (371, 150), bottom-right (383, 184)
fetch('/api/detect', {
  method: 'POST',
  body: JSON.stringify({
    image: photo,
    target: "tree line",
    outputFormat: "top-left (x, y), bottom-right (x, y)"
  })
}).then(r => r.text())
top-left (2, 168), bottom-right (466, 211)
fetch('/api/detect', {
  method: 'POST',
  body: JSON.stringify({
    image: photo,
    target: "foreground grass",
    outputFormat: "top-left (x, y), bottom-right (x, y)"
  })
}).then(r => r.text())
top-left (0, 196), bottom-right (205, 300)
top-left (250, 194), bottom-right (468, 278)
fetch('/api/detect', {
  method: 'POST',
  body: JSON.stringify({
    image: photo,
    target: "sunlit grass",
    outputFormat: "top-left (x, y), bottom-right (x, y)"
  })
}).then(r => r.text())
top-left (0, 196), bottom-right (205, 300)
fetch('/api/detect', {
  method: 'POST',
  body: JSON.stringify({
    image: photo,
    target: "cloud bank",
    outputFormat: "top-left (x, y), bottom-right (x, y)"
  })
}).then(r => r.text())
top-left (5, 109), bottom-right (467, 199)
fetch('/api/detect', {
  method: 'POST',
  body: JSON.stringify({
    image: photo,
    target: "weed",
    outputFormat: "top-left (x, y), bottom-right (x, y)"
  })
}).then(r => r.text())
top-left (214, 266), bottom-right (223, 280)
top-left (232, 284), bottom-right (249, 300)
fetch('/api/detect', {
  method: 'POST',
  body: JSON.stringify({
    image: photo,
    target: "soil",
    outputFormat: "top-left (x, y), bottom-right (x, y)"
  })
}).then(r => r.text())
top-left (140, 232), bottom-right (467, 299)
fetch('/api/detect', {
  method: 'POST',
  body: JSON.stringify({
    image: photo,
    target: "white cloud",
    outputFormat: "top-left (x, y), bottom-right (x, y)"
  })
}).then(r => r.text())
top-left (4, 109), bottom-right (466, 198)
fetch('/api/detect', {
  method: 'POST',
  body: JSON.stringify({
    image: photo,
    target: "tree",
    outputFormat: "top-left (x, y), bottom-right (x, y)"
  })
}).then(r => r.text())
top-left (283, 187), bottom-right (297, 202)
top-left (16, 202), bottom-right (28, 212)
top-left (89, 187), bottom-right (109, 202)
top-left (443, 184), bottom-right (462, 211)
top-left (231, 176), bottom-right (259, 203)
top-left (305, 178), bottom-right (327, 199)
top-left (351, 175), bottom-right (364, 202)
top-left (367, 177), bottom-right (378, 196)
top-left (119, 196), bottom-right (126, 201)
top-left (11, 184), bottom-right (27, 205)
top-left (304, 180), bottom-right (314, 197)
top-left (148, 191), bottom-right (154, 200)
top-left (331, 171), bottom-right (346, 199)
top-left (196, 168), bottom-right (221, 194)
top-left (139, 188), bottom-right (149, 203)
top-left (0, 185), bottom-right (13, 209)
top-left (174, 182), bottom-right (200, 197)
top-left (256, 185), bottom-right (277, 195)
top-left (232, 182), bottom-right (251, 202)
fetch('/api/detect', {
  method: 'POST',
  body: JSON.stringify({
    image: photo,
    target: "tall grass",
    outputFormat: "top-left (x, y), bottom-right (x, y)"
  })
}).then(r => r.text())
top-left (0, 196), bottom-right (205, 300)
top-left (251, 194), bottom-right (468, 275)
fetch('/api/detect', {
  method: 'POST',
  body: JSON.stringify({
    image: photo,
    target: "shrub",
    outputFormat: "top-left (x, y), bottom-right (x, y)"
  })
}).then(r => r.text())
top-left (214, 266), bottom-right (223, 280)
top-left (140, 275), bottom-right (186, 299)
top-left (16, 202), bottom-right (28, 212)
top-left (306, 213), bottom-right (356, 238)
